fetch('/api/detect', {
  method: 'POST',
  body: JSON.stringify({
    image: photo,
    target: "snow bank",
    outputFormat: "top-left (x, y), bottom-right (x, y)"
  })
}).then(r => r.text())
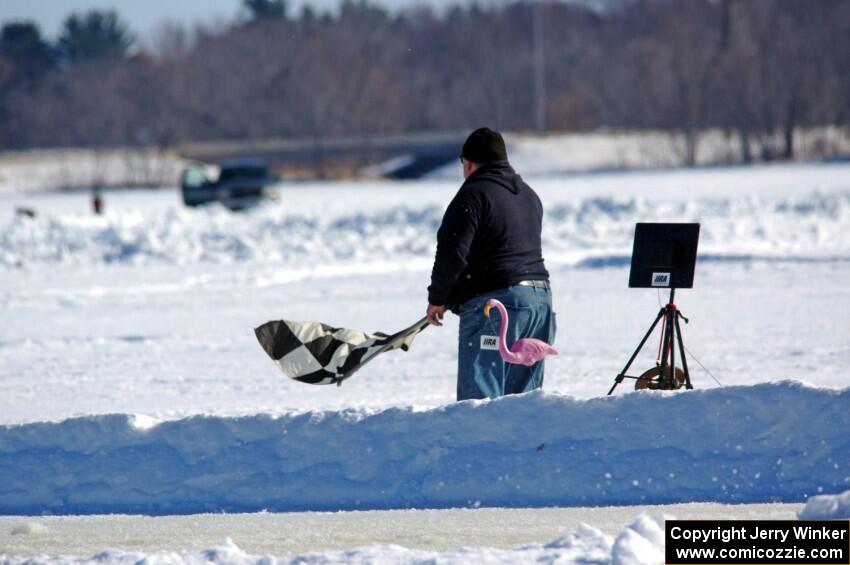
top-left (0, 515), bottom-right (662, 565)
top-left (0, 148), bottom-right (186, 193)
top-left (2, 186), bottom-right (849, 269)
top-left (0, 382), bottom-right (846, 516)
top-left (429, 129), bottom-right (850, 180)
top-left (611, 514), bottom-right (666, 565)
top-left (799, 489), bottom-right (850, 520)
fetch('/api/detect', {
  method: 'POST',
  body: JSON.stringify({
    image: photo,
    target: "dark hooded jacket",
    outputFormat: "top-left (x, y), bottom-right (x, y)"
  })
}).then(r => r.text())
top-left (428, 161), bottom-right (549, 312)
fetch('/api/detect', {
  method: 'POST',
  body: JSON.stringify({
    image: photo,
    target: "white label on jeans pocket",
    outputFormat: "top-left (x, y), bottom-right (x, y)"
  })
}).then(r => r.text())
top-left (480, 335), bottom-right (500, 350)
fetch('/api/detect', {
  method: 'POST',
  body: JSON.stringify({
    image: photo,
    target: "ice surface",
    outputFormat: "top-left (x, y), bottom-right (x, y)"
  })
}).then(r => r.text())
top-left (0, 503), bottom-right (799, 557)
top-left (1, 530), bottom-right (613, 564)
top-left (9, 522), bottom-right (49, 536)
top-left (0, 510), bottom-right (757, 565)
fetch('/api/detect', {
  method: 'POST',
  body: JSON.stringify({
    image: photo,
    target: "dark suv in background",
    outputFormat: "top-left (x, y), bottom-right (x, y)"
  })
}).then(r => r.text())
top-left (180, 158), bottom-right (278, 211)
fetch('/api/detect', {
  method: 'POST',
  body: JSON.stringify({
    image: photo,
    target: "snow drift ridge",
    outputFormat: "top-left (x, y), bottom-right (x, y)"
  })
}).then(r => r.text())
top-left (2, 189), bottom-right (849, 268)
top-left (0, 382), bottom-right (847, 515)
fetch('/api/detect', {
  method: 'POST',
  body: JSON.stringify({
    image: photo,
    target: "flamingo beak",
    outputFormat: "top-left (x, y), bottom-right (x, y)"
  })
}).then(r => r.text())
top-left (484, 303), bottom-right (491, 317)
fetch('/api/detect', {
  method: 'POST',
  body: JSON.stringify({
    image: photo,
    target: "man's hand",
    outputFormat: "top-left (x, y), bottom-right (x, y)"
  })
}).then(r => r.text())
top-left (426, 304), bottom-right (446, 326)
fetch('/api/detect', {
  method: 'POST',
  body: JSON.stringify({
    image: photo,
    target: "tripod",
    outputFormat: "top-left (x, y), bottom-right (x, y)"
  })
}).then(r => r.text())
top-left (608, 288), bottom-right (694, 395)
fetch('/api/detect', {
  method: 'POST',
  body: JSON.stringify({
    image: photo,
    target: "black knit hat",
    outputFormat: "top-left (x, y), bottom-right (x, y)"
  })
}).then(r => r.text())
top-left (461, 127), bottom-right (508, 164)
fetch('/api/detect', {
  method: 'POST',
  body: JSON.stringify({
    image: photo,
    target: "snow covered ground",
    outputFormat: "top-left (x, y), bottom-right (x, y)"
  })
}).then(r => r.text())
top-left (2, 163), bottom-right (849, 420)
top-left (1, 161), bottom-right (849, 562)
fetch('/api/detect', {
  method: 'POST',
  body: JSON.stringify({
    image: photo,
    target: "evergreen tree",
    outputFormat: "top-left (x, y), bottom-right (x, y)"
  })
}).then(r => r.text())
top-left (58, 10), bottom-right (134, 62)
top-left (244, 0), bottom-right (288, 21)
top-left (0, 22), bottom-right (54, 84)
top-left (339, 0), bottom-right (390, 27)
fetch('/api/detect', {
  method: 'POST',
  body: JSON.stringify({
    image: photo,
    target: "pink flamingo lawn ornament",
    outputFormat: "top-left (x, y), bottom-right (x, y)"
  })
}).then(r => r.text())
top-left (483, 298), bottom-right (558, 366)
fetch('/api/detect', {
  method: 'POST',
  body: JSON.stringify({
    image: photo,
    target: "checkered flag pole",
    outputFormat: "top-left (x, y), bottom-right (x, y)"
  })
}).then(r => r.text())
top-left (255, 316), bottom-right (429, 386)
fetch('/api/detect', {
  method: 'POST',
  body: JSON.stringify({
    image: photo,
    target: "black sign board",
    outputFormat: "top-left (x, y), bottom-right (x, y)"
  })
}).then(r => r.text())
top-left (628, 223), bottom-right (700, 289)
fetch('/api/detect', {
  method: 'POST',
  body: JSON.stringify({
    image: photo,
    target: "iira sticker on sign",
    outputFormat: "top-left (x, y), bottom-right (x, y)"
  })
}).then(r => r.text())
top-left (652, 272), bottom-right (671, 287)
top-left (480, 335), bottom-right (500, 350)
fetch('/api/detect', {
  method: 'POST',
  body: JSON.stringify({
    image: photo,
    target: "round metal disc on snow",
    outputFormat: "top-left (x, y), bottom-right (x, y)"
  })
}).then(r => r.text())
top-left (634, 365), bottom-right (686, 390)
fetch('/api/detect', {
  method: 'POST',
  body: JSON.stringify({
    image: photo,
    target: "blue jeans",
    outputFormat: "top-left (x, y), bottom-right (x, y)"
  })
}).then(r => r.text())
top-left (457, 284), bottom-right (556, 401)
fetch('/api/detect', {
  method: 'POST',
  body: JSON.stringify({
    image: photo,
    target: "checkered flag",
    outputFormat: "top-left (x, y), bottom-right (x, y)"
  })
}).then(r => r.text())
top-left (255, 316), bottom-right (429, 385)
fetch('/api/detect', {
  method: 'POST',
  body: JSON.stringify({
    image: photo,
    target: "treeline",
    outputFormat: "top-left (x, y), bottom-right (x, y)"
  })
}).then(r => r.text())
top-left (1, 0), bottom-right (848, 164)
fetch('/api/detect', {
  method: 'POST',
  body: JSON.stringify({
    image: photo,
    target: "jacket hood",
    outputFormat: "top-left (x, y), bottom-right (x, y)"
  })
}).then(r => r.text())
top-left (464, 160), bottom-right (522, 194)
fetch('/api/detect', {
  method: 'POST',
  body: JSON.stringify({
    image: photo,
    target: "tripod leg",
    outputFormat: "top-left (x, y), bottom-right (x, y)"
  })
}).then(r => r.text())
top-left (656, 309), bottom-right (670, 388)
top-left (608, 308), bottom-right (665, 395)
top-left (660, 287), bottom-right (676, 389)
top-left (668, 309), bottom-right (676, 388)
top-left (675, 312), bottom-right (693, 389)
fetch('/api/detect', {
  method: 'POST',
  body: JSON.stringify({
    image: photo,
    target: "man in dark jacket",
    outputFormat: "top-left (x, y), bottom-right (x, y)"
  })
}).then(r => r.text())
top-left (426, 127), bottom-right (556, 400)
